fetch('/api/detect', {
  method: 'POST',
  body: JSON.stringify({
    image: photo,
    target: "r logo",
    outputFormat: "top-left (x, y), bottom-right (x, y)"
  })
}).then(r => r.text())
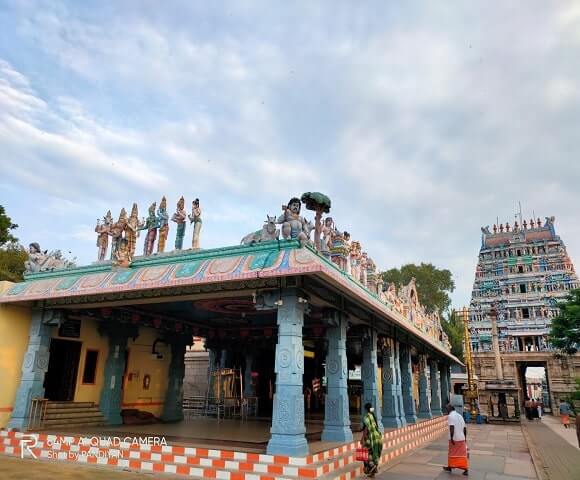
top-left (20, 434), bottom-right (38, 459)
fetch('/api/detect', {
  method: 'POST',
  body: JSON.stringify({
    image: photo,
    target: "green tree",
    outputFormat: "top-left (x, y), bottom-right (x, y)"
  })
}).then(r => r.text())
top-left (381, 263), bottom-right (455, 315)
top-left (549, 289), bottom-right (580, 355)
top-left (442, 310), bottom-right (465, 362)
top-left (0, 205), bottom-right (18, 246)
top-left (0, 242), bottom-right (27, 282)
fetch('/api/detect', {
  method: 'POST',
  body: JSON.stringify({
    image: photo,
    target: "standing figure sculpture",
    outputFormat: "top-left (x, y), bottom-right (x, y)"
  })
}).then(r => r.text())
top-left (171, 196), bottom-right (187, 250)
top-left (157, 196), bottom-right (169, 253)
top-left (320, 217), bottom-right (335, 254)
top-left (277, 197), bottom-right (308, 246)
top-left (109, 208), bottom-right (127, 261)
top-left (95, 210), bottom-right (113, 261)
top-left (188, 198), bottom-right (202, 250)
top-left (143, 202), bottom-right (158, 256)
top-left (124, 203), bottom-right (143, 258)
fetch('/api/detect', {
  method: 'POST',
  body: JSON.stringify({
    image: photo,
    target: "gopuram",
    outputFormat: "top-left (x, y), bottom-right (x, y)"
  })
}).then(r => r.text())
top-left (469, 216), bottom-right (580, 420)
top-left (0, 193), bottom-right (458, 478)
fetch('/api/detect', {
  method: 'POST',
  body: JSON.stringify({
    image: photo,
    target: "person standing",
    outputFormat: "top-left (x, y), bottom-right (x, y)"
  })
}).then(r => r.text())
top-left (559, 399), bottom-right (571, 429)
top-left (361, 402), bottom-right (382, 478)
top-left (443, 404), bottom-right (469, 476)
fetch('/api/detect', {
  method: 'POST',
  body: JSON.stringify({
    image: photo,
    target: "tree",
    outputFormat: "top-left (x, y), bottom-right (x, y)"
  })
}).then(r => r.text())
top-left (0, 242), bottom-right (27, 282)
top-left (0, 205), bottom-right (18, 246)
top-left (549, 289), bottom-right (580, 355)
top-left (381, 263), bottom-right (455, 315)
top-left (442, 310), bottom-right (465, 362)
top-left (301, 192), bottom-right (331, 250)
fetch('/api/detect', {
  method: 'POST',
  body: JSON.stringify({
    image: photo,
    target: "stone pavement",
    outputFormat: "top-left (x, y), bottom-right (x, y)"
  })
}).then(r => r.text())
top-left (536, 414), bottom-right (579, 449)
top-left (522, 416), bottom-right (580, 480)
top-left (376, 423), bottom-right (536, 480)
top-left (0, 455), bottom-right (142, 479)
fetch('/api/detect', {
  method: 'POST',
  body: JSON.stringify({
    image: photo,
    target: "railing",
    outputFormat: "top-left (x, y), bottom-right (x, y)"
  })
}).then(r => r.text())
top-left (27, 398), bottom-right (48, 431)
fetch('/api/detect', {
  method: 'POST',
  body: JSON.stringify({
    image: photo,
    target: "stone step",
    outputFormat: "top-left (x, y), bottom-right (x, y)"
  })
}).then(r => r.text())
top-left (46, 402), bottom-right (96, 409)
top-left (45, 411), bottom-right (105, 420)
top-left (41, 420), bottom-right (107, 429)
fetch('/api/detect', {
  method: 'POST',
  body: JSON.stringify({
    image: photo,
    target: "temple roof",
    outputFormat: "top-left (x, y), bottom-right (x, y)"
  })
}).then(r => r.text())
top-left (0, 240), bottom-right (458, 363)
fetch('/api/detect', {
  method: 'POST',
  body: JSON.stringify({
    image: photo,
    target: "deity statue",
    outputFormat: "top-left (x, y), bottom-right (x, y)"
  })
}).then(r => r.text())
top-left (157, 196), bottom-right (169, 253)
top-left (241, 215), bottom-right (280, 245)
top-left (360, 252), bottom-right (369, 286)
top-left (124, 203), bottom-right (144, 258)
top-left (24, 243), bottom-right (73, 273)
top-left (113, 238), bottom-right (132, 268)
top-left (109, 208), bottom-right (127, 260)
top-left (95, 210), bottom-right (113, 261)
top-left (277, 197), bottom-right (309, 247)
top-left (188, 198), bottom-right (202, 250)
top-left (320, 217), bottom-right (335, 254)
top-left (343, 232), bottom-right (352, 273)
top-left (349, 241), bottom-right (362, 280)
top-left (143, 202), bottom-right (158, 256)
top-left (171, 196), bottom-right (187, 250)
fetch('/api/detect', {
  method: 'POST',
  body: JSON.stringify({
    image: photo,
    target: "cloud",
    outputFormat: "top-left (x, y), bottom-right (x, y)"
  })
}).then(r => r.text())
top-left (0, 1), bottom-right (579, 308)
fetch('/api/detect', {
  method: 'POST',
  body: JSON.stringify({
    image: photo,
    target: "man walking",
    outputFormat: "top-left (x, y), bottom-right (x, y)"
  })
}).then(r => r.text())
top-left (443, 404), bottom-right (469, 476)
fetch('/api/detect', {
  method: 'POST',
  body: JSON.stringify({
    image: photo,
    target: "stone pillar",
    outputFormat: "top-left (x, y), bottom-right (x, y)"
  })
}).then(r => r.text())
top-left (99, 322), bottom-right (138, 425)
top-left (244, 352), bottom-right (253, 398)
top-left (207, 348), bottom-right (217, 398)
top-left (9, 309), bottom-right (55, 429)
top-left (417, 355), bottom-right (432, 419)
top-left (267, 288), bottom-right (308, 456)
top-left (394, 340), bottom-right (407, 426)
top-left (361, 329), bottom-right (384, 432)
top-left (381, 337), bottom-right (402, 428)
top-left (322, 311), bottom-right (352, 442)
top-left (400, 343), bottom-right (417, 424)
top-left (429, 359), bottom-right (442, 416)
top-left (220, 348), bottom-right (228, 369)
top-left (162, 336), bottom-right (189, 422)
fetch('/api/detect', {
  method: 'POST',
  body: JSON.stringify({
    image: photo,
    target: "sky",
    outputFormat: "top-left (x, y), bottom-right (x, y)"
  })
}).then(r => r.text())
top-left (0, 1), bottom-right (579, 309)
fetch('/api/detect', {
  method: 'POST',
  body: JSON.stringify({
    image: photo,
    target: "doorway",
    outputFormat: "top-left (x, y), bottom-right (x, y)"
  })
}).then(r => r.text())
top-left (44, 338), bottom-right (82, 401)
top-left (517, 362), bottom-right (551, 414)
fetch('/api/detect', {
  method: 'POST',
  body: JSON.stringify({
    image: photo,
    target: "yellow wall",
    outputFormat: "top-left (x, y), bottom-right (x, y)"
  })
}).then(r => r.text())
top-left (122, 327), bottom-right (170, 417)
top-left (51, 317), bottom-right (110, 404)
top-left (0, 281), bottom-right (32, 428)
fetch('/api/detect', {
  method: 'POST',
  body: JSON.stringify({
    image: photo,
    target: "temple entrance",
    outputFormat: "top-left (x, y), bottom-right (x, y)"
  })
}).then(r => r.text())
top-left (517, 362), bottom-right (551, 414)
top-left (44, 338), bottom-right (82, 401)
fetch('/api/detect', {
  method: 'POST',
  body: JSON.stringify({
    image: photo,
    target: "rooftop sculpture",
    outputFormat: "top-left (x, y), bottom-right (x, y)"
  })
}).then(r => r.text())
top-left (24, 243), bottom-right (75, 273)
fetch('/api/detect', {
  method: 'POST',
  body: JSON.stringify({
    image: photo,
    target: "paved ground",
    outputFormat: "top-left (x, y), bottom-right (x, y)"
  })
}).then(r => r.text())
top-left (376, 423), bottom-right (537, 480)
top-left (536, 414), bottom-right (579, 449)
top-left (0, 455), bottom-right (142, 479)
top-left (522, 416), bottom-right (580, 480)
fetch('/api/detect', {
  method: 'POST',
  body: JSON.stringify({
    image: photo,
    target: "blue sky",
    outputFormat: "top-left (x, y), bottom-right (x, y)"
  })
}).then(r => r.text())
top-left (0, 1), bottom-right (579, 308)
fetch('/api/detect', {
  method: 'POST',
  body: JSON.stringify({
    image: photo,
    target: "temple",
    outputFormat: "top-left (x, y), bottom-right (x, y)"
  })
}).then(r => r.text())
top-left (469, 216), bottom-right (580, 419)
top-left (0, 193), bottom-right (458, 478)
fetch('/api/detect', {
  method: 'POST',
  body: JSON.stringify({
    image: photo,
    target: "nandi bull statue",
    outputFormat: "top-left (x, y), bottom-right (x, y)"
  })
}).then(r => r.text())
top-left (241, 215), bottom-right (280, 245)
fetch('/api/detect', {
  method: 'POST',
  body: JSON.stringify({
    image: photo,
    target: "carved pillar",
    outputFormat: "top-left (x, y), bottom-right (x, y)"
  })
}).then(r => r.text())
top-left (381, 337), bottom-right (402, 428)
top-left (207, 348), bottom-right (217, 398)
top-left (361, 328), bottom-right (384, 432)
top-left (267, 288), bottom-right (308, 456)
top-left (417, 355), bottom-right (432, 419)
top-left (99, 322), bottom-right (138, 425)
top-left (9, 309), bottom-right (57, 429)
top-left (162, 336), bottom-right (190, 422)
top-left (322, 311), bottom-right (352, 442)
top-left (430, 359), bottom-right (442, 416)
top-left (440, 363), bottom-right (450, 407)
top-left (400, 343), bottom-right (417, 424)
top-left (394, 340), bottom-right (407, 426)
top-left (244, 352), bottom-right (253, 398)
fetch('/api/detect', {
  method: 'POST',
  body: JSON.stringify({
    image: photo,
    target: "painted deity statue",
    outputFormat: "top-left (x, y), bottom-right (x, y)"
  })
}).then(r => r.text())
top-left (277, 197), bottom-right (310, 246)
top-left (171, 196), bottom-right (187, 250)
top-left (95, 210), bottom-right (113, 261)
top-left (25, 243), bottom-right (73, 273)
top-left (188, 198), bottom-right (202, 250)
top-left (113, 239), bottom-right (132, 268)
top-left (343, 232), bottom-right (352, 273)
top-left (143, 202), bottom-right (158, 256)
top-left (109, 208), bottom-right (127, 260)
top-left (124, 203), bottom-right (144, 258)
top-left (349, 241), bottom-right (362, 281)
top-left (157, 196), bottom-right (169, 253)
top-left (360, 252), bottom-right (369, 286)
top-left (320, 217), bottom-right (335, 255)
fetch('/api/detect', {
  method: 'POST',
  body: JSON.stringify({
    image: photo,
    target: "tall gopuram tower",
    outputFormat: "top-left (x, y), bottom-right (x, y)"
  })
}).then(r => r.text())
top-left (468, 216), bottom-right (580, 419)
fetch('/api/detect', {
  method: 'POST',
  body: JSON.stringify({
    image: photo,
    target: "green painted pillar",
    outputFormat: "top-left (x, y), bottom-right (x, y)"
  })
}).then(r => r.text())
top-left (430, 359), bottom-right (443, 416)
top-left (98, 322), bottom-right (138, 425)
top-left (400, 343), bottom-right (417, 424)
top-left (9, 309), bottom-right (61, 429)
top-left (417, 355), bottom-right (432, 419)
top-left (162, 336), bottom-right (190, 422)
top-left (381, 337), bottom-right (402, 428)
top-left (361, 328), bottom-right (384, 432)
